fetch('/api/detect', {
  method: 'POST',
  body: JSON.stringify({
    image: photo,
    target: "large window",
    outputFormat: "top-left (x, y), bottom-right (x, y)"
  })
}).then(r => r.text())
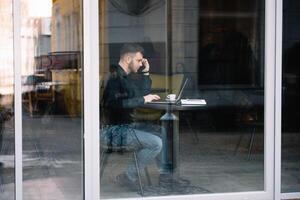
top-left (99, 0), bottom-right (265, 198)
top-left (20, 0), bottom-right (84, 199)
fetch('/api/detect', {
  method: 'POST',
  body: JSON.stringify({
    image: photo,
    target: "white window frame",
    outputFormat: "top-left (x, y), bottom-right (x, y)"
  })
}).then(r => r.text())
top-left (13, 0), bottom-right (22, 199)
top-left (83, 0), bottom-right (100, 199)
top-left (275, 0), bottom-right (283, 199)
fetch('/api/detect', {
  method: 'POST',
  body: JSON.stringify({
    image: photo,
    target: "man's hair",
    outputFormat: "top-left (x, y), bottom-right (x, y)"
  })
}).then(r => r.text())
top-left (120, 43), bottom-right (144, 58)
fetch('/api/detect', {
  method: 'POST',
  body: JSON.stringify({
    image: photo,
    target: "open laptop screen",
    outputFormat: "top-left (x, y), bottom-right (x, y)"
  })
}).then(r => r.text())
top-left (148, 78), bottom-right (188, 104)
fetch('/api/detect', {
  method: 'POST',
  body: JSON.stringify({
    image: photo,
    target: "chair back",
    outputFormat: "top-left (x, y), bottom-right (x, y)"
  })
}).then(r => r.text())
top-left (170, 74), bottom-right (184, 95)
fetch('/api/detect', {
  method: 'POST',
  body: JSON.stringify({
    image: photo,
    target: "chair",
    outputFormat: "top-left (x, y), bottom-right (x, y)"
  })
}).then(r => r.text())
top-left (22, 75), bottom-right (48, 116)
top-left (100, 126), bottom-right (152, 196)
top-left (22, 83), bottom-right (55, 116)
top-left (234, 107), bottom-right (263, 160)
top-left (150, 73), bottom-right (184, 96)
top-left (22, 91), bottom-right (34, 116)
top-left (33, 84), bottom-right (56, 116)
top-left (170, 74), bottom-right (184, 96)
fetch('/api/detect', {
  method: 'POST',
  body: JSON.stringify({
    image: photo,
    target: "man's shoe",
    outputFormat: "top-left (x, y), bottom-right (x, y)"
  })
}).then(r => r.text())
top-left (116, 173), bottom-right (139, 191)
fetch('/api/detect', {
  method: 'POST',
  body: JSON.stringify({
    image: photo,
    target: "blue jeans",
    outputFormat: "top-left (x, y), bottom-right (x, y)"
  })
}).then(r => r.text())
top-left (101, 122), bottom-right (167, 181)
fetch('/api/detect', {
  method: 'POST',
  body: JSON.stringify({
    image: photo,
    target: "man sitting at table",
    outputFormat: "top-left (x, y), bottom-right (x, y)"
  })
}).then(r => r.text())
top-left (101, 43), bottom-right (172, 190)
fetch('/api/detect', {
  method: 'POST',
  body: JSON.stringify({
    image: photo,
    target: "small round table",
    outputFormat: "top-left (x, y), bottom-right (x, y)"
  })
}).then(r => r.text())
top-left (141, 102), bottom-right (207, 178)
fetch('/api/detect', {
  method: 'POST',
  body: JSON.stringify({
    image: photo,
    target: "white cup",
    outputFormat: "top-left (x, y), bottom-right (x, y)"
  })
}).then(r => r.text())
top-left (166, 94), bottom-right (176, 101)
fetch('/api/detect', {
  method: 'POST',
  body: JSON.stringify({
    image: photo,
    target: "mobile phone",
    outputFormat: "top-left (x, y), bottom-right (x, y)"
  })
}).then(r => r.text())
top-left (138, 65), bottom-right (146, 73)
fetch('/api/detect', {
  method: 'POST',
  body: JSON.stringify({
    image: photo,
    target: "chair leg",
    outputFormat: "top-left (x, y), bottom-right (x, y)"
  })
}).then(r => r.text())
top-left (133, 151), bottom-right (144, 196)
top-left (144, 167), bottom-right (152, 186)
top-left (234, 133), bottom-right (244, 155)
top-left (247, 127), bottom-right (256, 160)
top-left (100, 149), bottom-right (109, 179)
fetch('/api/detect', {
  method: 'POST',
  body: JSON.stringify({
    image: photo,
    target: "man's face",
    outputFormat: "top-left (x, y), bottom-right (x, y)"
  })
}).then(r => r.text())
top-left (128, 52), bottom-right (143, 73)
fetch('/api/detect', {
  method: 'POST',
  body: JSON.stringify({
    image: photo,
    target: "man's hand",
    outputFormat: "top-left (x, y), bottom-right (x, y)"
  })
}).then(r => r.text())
top-left (141, 58), bottom-right (150, 72)
top-left (143, 94), bottom-right (160, 103)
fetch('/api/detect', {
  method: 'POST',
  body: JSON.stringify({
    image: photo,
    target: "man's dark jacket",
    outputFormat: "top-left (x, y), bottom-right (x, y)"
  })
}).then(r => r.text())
top-left (102, 64), bottom-right (152, 125)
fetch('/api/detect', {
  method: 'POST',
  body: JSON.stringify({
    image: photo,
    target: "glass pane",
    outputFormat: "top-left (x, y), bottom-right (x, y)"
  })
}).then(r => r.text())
top-left (282, 0), bottom-right (300, 193)
top-left (100, 0), bottom-right (265, 198)
top-left (0, 1), bottom-right (14, 200)
top-left (21, 0), bottom-right (83, 199)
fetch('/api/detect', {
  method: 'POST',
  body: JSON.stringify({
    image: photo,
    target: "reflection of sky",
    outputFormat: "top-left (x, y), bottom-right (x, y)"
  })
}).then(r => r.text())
top-left (0, 0), bottom-right (52, 94)
top-left (27, 0), bottom-right (52, 18)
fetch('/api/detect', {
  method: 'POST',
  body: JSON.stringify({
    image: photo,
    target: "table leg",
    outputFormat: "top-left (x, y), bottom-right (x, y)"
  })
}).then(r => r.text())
top-left (160, 110), bottom-right (179, 178)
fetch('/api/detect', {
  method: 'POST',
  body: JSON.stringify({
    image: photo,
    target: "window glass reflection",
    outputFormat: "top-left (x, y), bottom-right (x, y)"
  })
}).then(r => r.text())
top-left (0, 1), bottom-right (14, 200)
top-left (21, 0), bottom-right (83, 199)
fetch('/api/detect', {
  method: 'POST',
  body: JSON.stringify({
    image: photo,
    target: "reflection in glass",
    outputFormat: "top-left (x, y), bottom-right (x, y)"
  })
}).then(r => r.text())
top-left (21, 0), bottom-right (83, 199)
top-left (0, 1), bottom-right (14, 200)
top-left (282, 0), bottom-right (300, 193)
top-left (100, 0), bottom-right (265, 198)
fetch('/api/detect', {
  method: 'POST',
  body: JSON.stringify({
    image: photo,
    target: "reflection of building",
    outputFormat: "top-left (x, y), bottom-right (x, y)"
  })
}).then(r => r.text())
top-left (46, 0), bottom-right (83, 116)
top-left (18, 0), bottom-right (82, 116)
top-left (20, 0), bottom-right (52, 77)
top-left (51, 0), bottom-right (82, 52)
top-left (0, 0), bottom-right (13, 94)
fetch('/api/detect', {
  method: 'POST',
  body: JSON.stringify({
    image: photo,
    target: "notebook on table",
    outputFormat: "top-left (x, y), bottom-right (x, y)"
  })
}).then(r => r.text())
top-left (180, 99), bottom-right (206, 105)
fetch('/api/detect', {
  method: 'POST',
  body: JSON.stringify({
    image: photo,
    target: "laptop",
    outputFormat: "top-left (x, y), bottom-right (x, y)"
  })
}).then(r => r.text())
top-left (147, 78), bottom-right (188, 104)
